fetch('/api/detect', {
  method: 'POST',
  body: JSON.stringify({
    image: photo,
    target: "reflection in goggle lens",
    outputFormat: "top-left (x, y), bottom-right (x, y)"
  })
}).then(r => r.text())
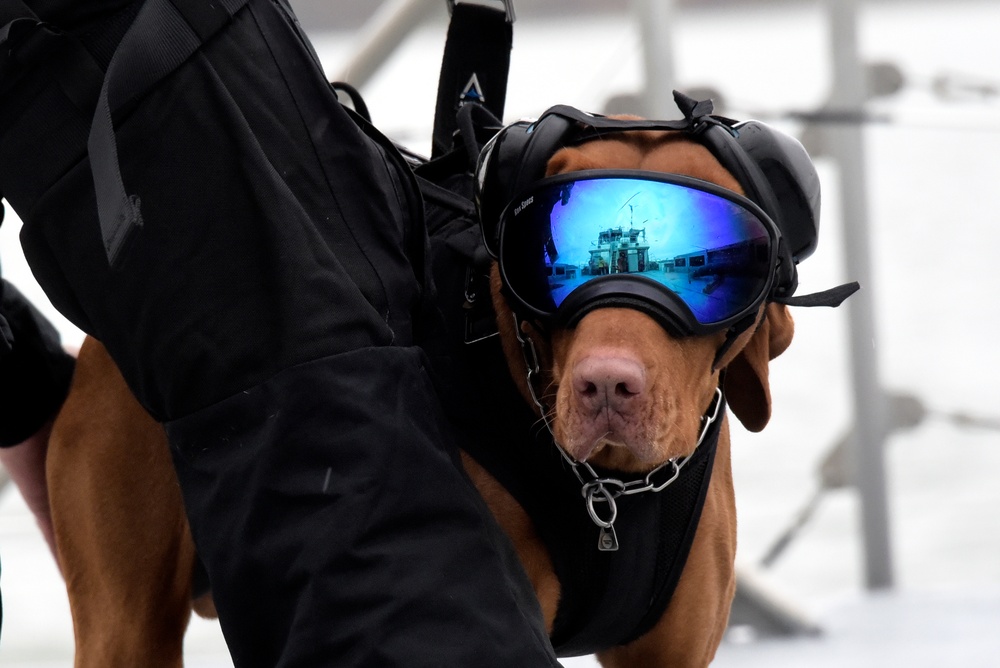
top-left (501, 176), bottom-right (774, 325)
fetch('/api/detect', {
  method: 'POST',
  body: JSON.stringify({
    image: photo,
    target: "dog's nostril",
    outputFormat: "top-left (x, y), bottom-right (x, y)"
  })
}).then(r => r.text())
top-left (573, 356), bottom-right (646, 406)
top-left (615, 382), bottom-right (639, 398)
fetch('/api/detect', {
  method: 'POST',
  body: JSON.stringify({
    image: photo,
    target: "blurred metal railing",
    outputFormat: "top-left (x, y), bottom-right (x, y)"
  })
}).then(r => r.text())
top-left (331, 0), bottom-right (900, 637)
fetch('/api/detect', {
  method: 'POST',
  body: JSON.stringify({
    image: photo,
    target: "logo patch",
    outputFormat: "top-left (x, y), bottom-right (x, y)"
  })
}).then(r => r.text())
top-left (514, 196), bottom-right (534, 216)
top-left (459, 73), bottom-right (486, 106)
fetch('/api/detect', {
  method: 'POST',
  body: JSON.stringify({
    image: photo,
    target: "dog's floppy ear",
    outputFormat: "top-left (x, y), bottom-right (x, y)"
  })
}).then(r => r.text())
top-left (723, 303), bottom-right (794, 432)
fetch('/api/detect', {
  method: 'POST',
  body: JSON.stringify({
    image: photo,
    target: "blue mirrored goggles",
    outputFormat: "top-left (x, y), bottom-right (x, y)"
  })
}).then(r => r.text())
top-left (496, 171), bottom-right (782, 335)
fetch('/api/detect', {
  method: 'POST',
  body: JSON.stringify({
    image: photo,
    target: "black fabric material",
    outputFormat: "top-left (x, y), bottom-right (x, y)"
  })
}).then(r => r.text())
top-left (0, 1), bottom-right (560, 665)
top-left (0, 278), bottom-right (75, 447)
top-left (167, 347), bottom-right (557, 668)
top-left (88, 0), bottom-right (246, 266)
top-left (3, 0), bottom-right (132, 28)
top-left (2, 0), bottom-right (429, 421)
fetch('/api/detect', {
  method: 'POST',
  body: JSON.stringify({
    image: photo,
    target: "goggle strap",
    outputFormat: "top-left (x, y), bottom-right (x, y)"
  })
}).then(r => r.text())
top-left (773, 281), bottom-right (860, 309)
top-left (540, 93), bottom-right (742, 152)
top-left (541, 104), bottom-right (697, 142)
top-left (712, 312), bottom-right (759, 371)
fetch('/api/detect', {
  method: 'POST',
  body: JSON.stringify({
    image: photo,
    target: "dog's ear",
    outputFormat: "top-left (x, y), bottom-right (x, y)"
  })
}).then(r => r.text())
top-left (545, 146), bottom-right (602, 177)
top-left (723, 303), bottom-right (794, 432)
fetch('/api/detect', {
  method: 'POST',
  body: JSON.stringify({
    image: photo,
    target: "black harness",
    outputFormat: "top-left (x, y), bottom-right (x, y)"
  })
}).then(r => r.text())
top-left (442, 299), bottom-right (723, 655)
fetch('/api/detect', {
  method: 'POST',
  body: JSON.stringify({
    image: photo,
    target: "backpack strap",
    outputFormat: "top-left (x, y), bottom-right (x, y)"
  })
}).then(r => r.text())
top-left (88, 0), bottom-right (250, 266)
top-left (430, 1), bottom-right (513, 159)
top-left (0, 0), bottom-right (106, 221)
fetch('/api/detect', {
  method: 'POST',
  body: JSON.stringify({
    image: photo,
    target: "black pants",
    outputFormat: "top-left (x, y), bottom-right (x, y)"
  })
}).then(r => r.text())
top-left (0, 0), bottom-right (557, 664)
top-left (0, 278), bottom-right (76, 446)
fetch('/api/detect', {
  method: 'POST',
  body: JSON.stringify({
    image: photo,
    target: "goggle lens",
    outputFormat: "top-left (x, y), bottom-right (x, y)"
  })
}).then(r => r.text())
top-left (499, 174), bottom-right (776, 326)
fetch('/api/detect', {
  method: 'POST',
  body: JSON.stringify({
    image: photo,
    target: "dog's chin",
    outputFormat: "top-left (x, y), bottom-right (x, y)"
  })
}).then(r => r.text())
top-left (555, 425), bottom-right (684, 473)
top-left (588, 440), bottom-right (661, 473)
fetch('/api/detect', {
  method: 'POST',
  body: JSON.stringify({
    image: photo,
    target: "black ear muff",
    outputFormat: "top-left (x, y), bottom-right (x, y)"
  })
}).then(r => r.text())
top-left (694, 118), bottom-right (820, 296)
top-left (475, 111), bottom-right (576, 257)
top-left (731, 121), bottom-right (820, 263)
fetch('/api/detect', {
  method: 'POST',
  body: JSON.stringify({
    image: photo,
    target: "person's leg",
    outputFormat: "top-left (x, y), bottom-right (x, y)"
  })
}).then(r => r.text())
top-left (0, 279), bottom-right (75, 561)
top-left (169, 347), bottom-right (553, 667)
top-left (0, 0), bottom-right (558, 664)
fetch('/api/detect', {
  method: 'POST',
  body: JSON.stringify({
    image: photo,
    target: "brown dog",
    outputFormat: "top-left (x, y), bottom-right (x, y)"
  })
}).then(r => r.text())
top-left (46, 128), bottom-right (793, 667)
top-left (47, 335), bottom-right (216, 668)
top-left (463, 130), bottom-right (793, 666)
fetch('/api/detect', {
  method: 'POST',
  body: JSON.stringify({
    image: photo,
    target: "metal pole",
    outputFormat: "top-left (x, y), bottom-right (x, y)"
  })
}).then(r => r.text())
top-left (335, 0), bottom-right (439, 88)
top-left (633, 0), bottom-right (677, 117)
top-left (824, 0), bottom-right (894, 590)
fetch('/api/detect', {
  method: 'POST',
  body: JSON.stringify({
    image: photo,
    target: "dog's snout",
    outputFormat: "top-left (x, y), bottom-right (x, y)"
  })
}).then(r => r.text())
top-left (572, 356), bottom-right (646, 412)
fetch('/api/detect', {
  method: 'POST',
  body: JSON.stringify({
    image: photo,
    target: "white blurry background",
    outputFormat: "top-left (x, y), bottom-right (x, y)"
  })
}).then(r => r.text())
top-left (1, 1), bottom-right (998, 665)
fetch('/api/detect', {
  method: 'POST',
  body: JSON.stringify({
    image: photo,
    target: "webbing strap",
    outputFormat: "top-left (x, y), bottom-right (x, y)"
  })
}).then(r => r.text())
top-left (0, 0), bottom-right (33, 26)
top-left (89, 0), bottom-right (248, 266)
top-left (431, 2), bottom-right (512, 159)
top-left (774, 280), bottom-right (860, 308)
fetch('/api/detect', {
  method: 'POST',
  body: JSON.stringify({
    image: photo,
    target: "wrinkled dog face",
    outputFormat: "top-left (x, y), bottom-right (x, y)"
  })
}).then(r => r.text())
top-left (548, 307), bottom-right (724, 471)
top-left (508, 130), bottom-right (776, 473)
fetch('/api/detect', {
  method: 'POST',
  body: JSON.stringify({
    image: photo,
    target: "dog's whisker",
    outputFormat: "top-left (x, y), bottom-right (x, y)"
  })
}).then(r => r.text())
top-left (529, 418), bottom-right (548, 438)
top-left (529, 408), bottom-right (558, 438)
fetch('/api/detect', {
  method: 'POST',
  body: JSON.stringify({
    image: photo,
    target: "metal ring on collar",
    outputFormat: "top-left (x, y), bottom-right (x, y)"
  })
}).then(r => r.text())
top-left (583, 482), bottom-right (619, 529)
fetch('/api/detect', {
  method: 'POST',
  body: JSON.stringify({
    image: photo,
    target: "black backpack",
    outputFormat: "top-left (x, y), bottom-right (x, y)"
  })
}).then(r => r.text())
top-left (0, 0), bottom-right (506, 417)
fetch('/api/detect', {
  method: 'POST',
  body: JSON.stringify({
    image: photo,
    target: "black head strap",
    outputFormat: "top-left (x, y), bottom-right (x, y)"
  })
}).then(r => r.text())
top-left (775, 281), bottom-right (860, 308)
top-left (711, 281), bottom-right (861, 370)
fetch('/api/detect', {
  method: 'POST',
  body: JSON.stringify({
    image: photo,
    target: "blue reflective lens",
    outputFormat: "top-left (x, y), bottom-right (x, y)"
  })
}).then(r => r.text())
top-left (499, 173), bottom-right (776, 325)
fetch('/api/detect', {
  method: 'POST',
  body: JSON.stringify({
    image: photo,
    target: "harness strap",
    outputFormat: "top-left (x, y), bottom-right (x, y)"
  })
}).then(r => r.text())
top-left (554, 408), bottom-right (723, 654)
top-left (88, 0), bottom-right (249, 266)
top-left (430, 1), bottom-right (512, 159)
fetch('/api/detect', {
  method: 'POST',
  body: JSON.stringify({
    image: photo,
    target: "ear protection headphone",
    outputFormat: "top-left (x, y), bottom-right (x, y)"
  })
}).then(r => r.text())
top-left (474, 91), bottom-right (821, 301)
